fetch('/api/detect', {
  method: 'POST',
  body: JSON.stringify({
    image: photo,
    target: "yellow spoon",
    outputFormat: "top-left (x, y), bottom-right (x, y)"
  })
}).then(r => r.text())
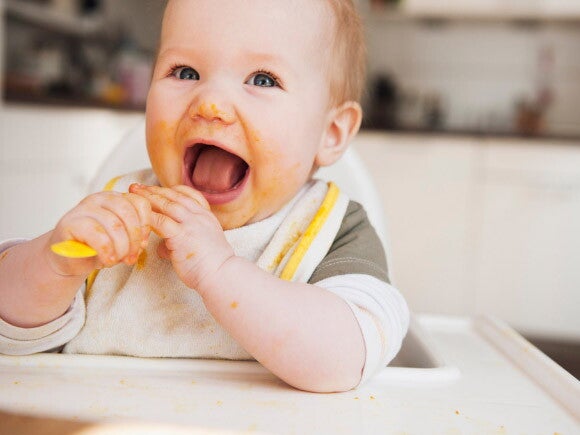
top-left (50, 240), bottom-right (97, 258)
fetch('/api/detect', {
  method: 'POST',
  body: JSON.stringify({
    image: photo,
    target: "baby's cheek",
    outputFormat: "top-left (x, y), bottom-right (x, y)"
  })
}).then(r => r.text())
top-left (260, 162), bottom-right (306, 211)
top-left (147, 120), bottom-right (181, 186)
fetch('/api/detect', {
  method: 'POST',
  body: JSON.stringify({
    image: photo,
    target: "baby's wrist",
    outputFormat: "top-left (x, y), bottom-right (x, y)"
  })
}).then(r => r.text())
top-left (195, 253), bottom-right (240, 299)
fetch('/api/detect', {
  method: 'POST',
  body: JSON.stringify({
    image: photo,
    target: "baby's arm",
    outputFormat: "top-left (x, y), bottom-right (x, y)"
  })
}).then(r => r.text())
top-left (201, 258), bottom-right (365, 393)
top-left (132, 184), bottom-right (364, 393)
top-left (0, 192), bottom-right (150, 328)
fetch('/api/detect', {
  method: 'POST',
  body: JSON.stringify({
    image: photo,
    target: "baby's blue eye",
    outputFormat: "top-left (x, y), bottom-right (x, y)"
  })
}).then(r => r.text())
top-left (172, 66), bottom-right (199, 80)
top-left (246, 72), bottom-right (278, 88)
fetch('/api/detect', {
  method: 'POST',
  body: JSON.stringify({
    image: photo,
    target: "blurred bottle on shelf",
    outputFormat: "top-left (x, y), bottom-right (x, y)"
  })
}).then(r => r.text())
top-left (367, 74), bottom-right (399, 129)
top-left (514, 45), bottom-right (555, 136)
top-left (371, 0), bottom-right (403, 11)
top-left (423, 92), bottom-right (445, 130)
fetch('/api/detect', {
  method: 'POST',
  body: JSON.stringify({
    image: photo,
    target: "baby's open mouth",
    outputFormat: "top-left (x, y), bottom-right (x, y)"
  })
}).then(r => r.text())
top-left (184, 144), bottom-right (249, 194)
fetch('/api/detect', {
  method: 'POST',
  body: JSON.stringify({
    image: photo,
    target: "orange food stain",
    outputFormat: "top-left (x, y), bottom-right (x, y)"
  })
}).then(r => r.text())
top-left (147, 120), bottom-right (180, 186)
top-left (136, 250), bottom-right (148, 270)
top-left (0, 251), bottom-right (8, 262)
top-left (230, 301), bottom-right (239, 309)
top-left (186, 252), bottom-right (196, 260)
top-left (132, 226), bottom-right (142, 239)
top-left (268, 229), bottom-right (302, 272)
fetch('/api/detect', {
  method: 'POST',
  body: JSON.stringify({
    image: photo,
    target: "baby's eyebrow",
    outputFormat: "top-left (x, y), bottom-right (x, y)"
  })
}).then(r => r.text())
top-left (239, 51), bottom-right (294, 74)
top-left (242, 51), bottom-right (282, 63)
top-left (156, 47), bottom-right (198, 64)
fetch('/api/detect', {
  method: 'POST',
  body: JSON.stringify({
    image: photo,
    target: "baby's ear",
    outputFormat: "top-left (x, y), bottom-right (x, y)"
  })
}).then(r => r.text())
top-left (315, 101), bottom-right (363, 167)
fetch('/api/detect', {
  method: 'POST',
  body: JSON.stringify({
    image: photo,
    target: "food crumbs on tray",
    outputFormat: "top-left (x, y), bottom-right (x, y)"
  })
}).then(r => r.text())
top-left (230, 301), bottom-right (239, 309)
top-left (13, 381), bottom-right (20, 385)
top-left (136, 250), bottom-right (148, 270)
top-left (369, 396), bottom-right (375, 400)
top-left (455, 410), bottom-right (460, 415)
top-left (354, 397), bottom-right (359, 400)
top-left (216, 400), bottom-right (223, 406)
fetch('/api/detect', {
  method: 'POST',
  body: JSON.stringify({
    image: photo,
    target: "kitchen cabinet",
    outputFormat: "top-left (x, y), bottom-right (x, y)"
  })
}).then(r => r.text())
top-left (354, 132), bottom-right (580, 340)
top-left (475, 139), bottom-right (580, 339)
top-left (352, 133), bottom-right (482, 317)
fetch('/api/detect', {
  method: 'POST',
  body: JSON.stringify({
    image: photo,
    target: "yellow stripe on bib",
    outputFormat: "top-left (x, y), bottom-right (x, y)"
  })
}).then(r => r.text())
top-left (279, 182), bottom-right (340, 281)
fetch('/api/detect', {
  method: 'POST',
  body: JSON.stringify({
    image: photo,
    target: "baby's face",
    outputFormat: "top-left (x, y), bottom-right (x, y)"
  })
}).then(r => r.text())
top-left (146, 0), bottom-right (336, 230)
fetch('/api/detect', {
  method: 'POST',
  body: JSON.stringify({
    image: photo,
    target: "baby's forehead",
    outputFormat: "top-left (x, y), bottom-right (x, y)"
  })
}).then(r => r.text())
top-left (162, 0), bottom-right (335, 37)
top-left (160, 0), bottom-right (335, 64)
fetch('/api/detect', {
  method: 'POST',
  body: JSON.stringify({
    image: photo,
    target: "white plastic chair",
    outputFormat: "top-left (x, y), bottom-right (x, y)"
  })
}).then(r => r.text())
top-left (90, 119), bottom-right (393, 273)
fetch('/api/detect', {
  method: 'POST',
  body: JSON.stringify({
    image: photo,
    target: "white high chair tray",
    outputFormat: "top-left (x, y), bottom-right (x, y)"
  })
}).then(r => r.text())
top-left (0, 315), bottom-right (578, 434)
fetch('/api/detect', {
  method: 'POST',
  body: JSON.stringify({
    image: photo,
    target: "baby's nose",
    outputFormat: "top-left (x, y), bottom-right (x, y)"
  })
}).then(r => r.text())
top-left (189, 101), bottom-right (236, 125)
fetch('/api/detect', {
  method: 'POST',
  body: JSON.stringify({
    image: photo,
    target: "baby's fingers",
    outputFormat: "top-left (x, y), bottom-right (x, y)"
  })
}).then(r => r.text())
top-left (130, 184), bottom-right (205, 222)
top-left (63, 215), bottom-right (117, 267)
top-left (149, 211), bottom-right (181, 242)
top-left (99, 194), bottom-right (147, 264)
top-left (122, 192), bottom-right (152, 250)
top-left (172, 185), bottom-right (210, 211)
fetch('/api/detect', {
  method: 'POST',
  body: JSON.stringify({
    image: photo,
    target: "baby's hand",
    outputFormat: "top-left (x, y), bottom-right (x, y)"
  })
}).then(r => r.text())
top-left (129, 184), bottom-right (234, 291)
top-left (48, 191), bottom-right (151, 277)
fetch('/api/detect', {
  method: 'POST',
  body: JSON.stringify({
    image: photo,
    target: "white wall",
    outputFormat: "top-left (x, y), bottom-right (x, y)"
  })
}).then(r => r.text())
top-left (0, 104), bottom-right (143, 239)
top-left (364, 18), bottom-right (580, 137)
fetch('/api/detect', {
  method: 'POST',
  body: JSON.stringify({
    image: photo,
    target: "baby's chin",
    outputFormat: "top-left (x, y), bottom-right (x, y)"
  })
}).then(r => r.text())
top-left (212, 207), bottom-right (261, 231)
top-left (211, 200), bottom-right (282, 230)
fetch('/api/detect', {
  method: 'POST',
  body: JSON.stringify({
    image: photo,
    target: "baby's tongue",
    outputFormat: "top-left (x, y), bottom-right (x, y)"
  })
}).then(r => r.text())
top-left (192, 146), bottom-right (247, 193)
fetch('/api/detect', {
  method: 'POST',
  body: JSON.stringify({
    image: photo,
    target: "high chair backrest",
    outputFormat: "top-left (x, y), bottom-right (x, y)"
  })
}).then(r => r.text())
top-left (90, 119), bottom-right (393, 274)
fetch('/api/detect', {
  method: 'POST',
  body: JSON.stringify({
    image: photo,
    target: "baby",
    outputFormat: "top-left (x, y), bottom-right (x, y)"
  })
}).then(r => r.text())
top-left (0, 0), bottom-right (408, 392)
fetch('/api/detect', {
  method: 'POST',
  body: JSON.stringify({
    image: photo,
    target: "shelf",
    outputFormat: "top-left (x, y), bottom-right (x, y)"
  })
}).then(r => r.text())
top-left (5, 0), bottom-right (116, 42)
top-left (365, 2), bottom-right (580, 23)
top-left (360, 127), bottom-right (580, 143)
top-left (3, 89), bottom-right (145, 113)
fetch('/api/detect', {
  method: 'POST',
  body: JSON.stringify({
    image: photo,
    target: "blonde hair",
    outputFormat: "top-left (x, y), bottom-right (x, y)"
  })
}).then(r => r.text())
top-left (324, 0), bottom-right (367, 106)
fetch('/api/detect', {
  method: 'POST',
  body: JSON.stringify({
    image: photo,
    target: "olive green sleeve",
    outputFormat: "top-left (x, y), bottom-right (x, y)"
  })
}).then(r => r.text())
top-left (308, 201), bottom-right (390, 284)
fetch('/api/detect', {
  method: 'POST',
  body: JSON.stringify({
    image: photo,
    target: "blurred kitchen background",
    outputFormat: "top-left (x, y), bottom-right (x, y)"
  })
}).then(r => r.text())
top-left (1, 0), bottom-right (579, 376)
